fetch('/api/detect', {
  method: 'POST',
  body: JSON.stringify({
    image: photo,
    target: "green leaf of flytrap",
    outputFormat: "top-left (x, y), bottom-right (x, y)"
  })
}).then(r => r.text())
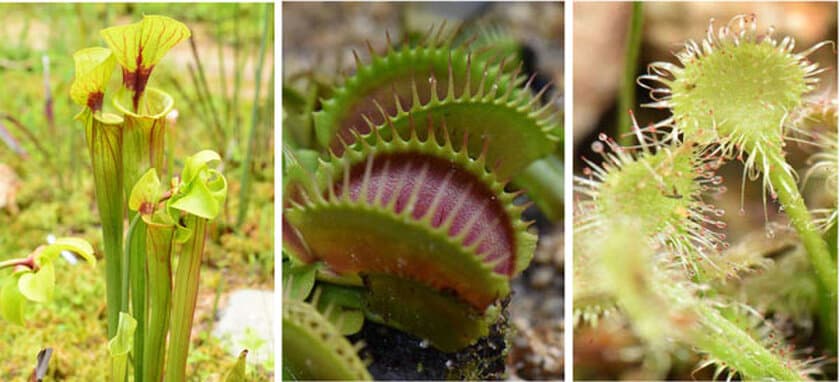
top-left (314, 27), bottom-right (560, 179)
top-left (286, 123), bottom-right (535, 311)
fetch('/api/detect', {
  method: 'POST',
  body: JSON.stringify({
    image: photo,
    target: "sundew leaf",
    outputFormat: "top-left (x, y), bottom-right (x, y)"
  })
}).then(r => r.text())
top-left (18, 262), bottom-right (55, 303)
top-left (101, 15), bottom-right (190, 100)
top-left (70, 47), bottom-right (116, 111)
top-left (0, 276), bottom-right (25, 324)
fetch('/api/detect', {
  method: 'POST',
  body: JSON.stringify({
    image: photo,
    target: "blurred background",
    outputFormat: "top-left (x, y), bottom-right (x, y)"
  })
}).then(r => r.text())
top-left (0, 4), bottom-right (274, 380)
top-left (574, 2), bottom-right (837, 380)
top-left (283, 2), bottom-right (564, 379)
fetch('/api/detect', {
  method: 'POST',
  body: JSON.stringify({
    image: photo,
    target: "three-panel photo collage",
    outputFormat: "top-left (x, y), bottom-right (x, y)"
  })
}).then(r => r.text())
top-left (0, 1), bottom-right (837, 381)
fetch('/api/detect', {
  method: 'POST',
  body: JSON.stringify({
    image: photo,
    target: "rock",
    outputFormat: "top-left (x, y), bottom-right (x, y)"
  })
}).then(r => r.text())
top-left (0, 163), bottom-right (20, 214)
top-left (530, 267), bottom-right (555, 290)
top-left (212, 289), bottom-right (274, 367)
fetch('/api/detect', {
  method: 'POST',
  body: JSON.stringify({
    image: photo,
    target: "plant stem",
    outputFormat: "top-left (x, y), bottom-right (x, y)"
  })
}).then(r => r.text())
top-left (617, 2), bottom-right (643, 146)
top-left (84, 112), bottom-right (125, 338)
top-left (143, 221), bottom-right (175, 382)
top-left (694, 303), bottom-right (802, 381)
top-left (165, 216), bottom-right (209, 382)
top-left (512, 154), bottom-right (564, 221)
top-left (126, 214), bottom-right (146, 382)
top-left (766, 151), bottom-right (837, 336)
top-left (237, 3), bottom-right (271, 227)
top-left (0, 257), bottom-right (34, 270)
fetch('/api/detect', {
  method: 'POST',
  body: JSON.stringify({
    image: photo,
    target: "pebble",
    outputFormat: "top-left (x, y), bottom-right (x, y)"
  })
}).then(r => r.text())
top-left (530, 267), bottom-right (555, 289)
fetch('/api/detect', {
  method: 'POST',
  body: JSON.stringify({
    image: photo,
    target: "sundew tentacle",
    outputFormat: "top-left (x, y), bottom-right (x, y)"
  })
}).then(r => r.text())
top-left (636, 14), bottom-right (837, 301)
top-left (638, 15), bottom-right (827, 183)
top-left (574, 126), bottom-right (728, 280)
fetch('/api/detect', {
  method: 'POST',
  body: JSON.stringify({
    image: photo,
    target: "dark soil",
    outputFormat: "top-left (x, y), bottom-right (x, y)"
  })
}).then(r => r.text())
top-left (350, 310), bottom-right (510, 380)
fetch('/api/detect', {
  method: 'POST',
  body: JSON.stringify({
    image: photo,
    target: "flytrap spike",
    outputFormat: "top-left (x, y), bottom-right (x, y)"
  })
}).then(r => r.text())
top-left (283, 298), bottom-right (372, 380)
top-left (312, 29), bottom-right (560, 179)
top-left (284, 119), bottom-right (536, 312)
top-left (284, 125), bottom-right (538, 350)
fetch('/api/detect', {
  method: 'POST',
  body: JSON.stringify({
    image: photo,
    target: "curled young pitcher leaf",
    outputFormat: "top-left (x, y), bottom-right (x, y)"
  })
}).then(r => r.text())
top-left (101, 15), bottom-right (190, 109)
top-left (70, 47), bottom-right (116, 112)
top-left (285, 124), bottom-right (536, 311)
top-left (283, 298), bottom-right (372, 381)
top-left (169, 149), bottom-right (227, 220)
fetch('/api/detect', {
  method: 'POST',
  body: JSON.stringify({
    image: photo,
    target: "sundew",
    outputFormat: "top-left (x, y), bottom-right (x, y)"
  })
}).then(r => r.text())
top-left (636, 14), bottom-right (837, 300)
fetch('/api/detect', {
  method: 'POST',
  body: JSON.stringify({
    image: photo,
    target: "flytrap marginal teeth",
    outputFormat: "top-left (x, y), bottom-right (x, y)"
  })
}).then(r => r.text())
top-left (283, 298), bottom-right (372, 381)
top-left (313, 28), bottom-right (560, 179)
top-left (285, 121), bottom-right (536, 311)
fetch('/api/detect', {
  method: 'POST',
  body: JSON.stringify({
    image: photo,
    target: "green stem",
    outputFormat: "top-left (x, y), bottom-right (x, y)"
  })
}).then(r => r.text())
top-left (126, 214), bottom-right (146, 382)
top-left (165, 216), bottom-right (209, 382)
top-left (512, 155), bottom-right (564, 222)
top-left (617, 1), bottom-right (643, 146)
top-left (596, 219), bottom-right (803, 380)
top-left (84, 111), bottom-right (125, 337)
top-left (694, 303), bottom-right (803, 381)
top-left (766, 151), bottom-right (837, 338)
top-left (0, 257), bottom-right (33, 270)
top-left (143, 221), bottom-right (175, 382)
top-left (237, 3), bottom-right (271, 227)
top-left (115, 87), bottom-right (174, 204)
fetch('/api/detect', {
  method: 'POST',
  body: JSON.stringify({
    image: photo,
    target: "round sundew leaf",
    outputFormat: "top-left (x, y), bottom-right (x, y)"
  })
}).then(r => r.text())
top-left (0, 276), bottom-right (26, 324)
top-left (18, 262), bottom-right (55, 303)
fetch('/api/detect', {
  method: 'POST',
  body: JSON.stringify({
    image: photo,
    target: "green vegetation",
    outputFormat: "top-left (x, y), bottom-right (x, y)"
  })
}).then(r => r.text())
top-left (0, 4), bottom-right (273, 380)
